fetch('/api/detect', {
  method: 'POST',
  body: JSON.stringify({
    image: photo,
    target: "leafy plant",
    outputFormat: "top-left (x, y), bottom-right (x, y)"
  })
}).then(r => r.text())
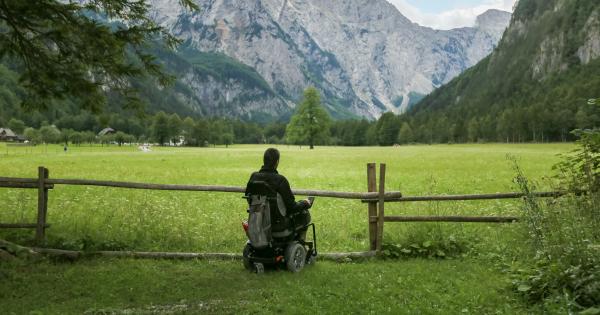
top-left (381, 233), bottom-right (470, 260)
top-left (510, 131), bottom-right (600, 310)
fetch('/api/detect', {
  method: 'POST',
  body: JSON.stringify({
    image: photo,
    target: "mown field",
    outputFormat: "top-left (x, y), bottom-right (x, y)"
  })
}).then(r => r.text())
top-left (0, 143), bottom-right (574, 313)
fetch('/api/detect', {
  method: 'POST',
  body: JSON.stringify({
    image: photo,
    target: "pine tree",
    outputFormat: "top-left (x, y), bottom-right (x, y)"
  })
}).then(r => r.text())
top-left (285, 87), bottom-right (331, 149)
top-left (397, 122), bottom-right (414, 144)
top-left (0, 0), bottom-right (197, 111)
top-left (376, 112), bottom-right (400, 146)
top-left (467, 118), bottom-right (480, 142)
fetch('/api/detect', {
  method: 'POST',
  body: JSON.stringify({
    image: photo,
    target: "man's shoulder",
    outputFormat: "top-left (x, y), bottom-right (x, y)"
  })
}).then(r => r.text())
top-left (249, 170), bottom-right (282, 179)
top-left (251, 171), bottom-right (287, 185)
top-left (273, 173), bottom-right (289, 187)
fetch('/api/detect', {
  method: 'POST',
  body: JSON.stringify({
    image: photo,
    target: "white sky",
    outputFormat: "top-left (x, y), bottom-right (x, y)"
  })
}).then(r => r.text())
top-left (387, 0), bottom-right (518, 30)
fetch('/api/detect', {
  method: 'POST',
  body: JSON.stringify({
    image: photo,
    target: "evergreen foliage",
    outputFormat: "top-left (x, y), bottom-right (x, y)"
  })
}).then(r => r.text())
top-left (182, 52), bottom-right (275, 95)
top-left (285, 87), bottom-right (331, 149)
top-left (376, 112), bottom-right (401, 146)
top-left (397, 122), bottom-right (414, 144)
top-left (405, 0), bottom-right (600, 143)
top-left (329, 119), bottom-right (370, 146)
top-left (0, 0), bottom-right (197, 111)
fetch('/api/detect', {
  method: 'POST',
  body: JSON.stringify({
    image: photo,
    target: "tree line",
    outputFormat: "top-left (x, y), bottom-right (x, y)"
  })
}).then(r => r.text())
top-left (3, 114), bottom-right (276, 147)
top-left (4, 91), bottom-right (593, 148)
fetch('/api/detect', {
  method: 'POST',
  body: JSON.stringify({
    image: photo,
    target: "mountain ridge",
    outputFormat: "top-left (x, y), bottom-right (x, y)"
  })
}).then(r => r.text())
top-left (405, 0), bottom-right (600, 143)
top-left (148, 0), bottom-right (510, 120)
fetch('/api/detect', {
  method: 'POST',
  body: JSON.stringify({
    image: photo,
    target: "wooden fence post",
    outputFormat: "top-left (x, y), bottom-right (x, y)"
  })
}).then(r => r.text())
top-left (376, 163), bottom-right (386, 251)
top-left (367, 163), bottom-right (378, 251)
top-left (36, 166), bottom-right (49, 244)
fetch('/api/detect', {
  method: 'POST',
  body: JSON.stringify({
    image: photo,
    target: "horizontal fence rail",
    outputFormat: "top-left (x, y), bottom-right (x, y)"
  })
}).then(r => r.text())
top-left (1, 176), bottom-right (403, 200)
top-left (361, 191), bottom-right (565, 203)
top-left (377, 216), bottom-right (520, 223)
top-left (0, 223), bottom-right (51, 229)
top-left (0, 177), bottom-right (54, 189)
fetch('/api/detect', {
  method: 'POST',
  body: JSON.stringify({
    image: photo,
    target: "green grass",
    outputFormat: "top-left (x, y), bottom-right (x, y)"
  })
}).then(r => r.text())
top-left (0, 143), bottom-right (572, 253)
top-left (0, 143), bottom-right (574, 313)
top-left (1, 257), bottom-right (531, 314)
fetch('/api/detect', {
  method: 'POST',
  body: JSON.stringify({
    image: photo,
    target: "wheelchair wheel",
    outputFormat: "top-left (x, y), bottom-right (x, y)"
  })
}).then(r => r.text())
top-left (242, 244), bottom-right (254, 271)
top-left (285, 242), bottom-right (306, 272)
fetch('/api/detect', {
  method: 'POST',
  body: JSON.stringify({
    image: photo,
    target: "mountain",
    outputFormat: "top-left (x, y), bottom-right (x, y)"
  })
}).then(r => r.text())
top-left (405, 0), bottom-right (600, 143)
top-left (148, 0), bottom-right (510, 120)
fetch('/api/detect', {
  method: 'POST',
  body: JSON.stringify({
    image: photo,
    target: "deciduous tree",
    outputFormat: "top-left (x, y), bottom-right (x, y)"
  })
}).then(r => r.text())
top-left (23, 127), bottom-right (41, 144)
top-left (7, 118), bottom-right (25, 134)
top-left (182, 117), bottom-right (195, 145)
top-left (39, 125), bottom-right (61, 144)
top-left (167, 113), bottom-right (182, 145)
top-left (151, 111), bottom-right (169, 145)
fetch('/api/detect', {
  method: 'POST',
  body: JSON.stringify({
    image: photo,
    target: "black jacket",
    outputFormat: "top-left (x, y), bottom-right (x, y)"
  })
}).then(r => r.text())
top-left (245, 166), bottom-right (310, 216)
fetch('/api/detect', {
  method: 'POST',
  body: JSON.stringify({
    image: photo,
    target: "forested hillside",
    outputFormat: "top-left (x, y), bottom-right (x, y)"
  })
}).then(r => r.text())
top-left (403, 0), bottom-right (600, 143)
top-left (3, 0), bottom-right (599, 147)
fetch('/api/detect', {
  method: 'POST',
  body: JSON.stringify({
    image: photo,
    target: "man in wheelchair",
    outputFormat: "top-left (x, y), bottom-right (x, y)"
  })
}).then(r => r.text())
top-left (242, 148), bottom-right (316, 272)
top-left (246, 148), bottom-right (312, 236)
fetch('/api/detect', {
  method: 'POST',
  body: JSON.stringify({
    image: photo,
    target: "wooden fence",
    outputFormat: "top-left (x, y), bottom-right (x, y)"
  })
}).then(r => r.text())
top-left (0, 165), bottom-right (564, 251)
top-left (363, 163), bottom-right (567, 250)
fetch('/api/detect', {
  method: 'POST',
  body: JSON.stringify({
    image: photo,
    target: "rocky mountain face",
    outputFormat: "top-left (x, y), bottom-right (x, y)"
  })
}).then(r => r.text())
top-left (406, 0), bottom-right (600, 143)
top-left (150, 0), bottom-right (510, 120)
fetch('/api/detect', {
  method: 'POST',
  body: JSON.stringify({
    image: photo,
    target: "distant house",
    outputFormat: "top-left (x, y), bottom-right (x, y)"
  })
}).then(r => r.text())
top-left (98, 127), bottom-right (115, 137)
top-left (0, 128), bottom-right (17, 141)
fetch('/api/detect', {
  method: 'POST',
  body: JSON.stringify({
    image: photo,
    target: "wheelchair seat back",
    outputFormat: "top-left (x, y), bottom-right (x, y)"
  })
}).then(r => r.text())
top-left (246, 181), bottom-right (293, 242)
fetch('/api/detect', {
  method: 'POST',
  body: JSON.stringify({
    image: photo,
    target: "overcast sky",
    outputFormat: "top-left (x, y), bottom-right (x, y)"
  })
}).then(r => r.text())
top-left (387, 0), bottom-right (518, 30)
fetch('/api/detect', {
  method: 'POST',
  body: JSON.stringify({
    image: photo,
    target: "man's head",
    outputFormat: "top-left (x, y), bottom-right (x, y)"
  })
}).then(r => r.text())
top-left (263, 148), bottom-right (280, 170)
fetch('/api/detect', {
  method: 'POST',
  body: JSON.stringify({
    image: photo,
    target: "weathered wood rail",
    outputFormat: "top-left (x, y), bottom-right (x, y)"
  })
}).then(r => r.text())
top-left (43, 178), bottom-right (402, 200)
top-left (0, 165), bottom-right (565, 253)
top-left (362, 163), bottom-right (566, 251)
top-left (361, 191), bottom-right (564, 202)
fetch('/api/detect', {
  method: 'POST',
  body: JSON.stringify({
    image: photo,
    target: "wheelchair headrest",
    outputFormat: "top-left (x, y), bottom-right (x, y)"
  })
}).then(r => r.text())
top-left (246, 181), bottom-right (276, 197)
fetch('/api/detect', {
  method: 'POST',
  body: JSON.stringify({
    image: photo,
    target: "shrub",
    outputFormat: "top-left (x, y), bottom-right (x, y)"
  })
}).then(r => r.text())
top-left (381, 232), bottom-right (471, 260)
top-left (510, 130), bottom-right (600, 310)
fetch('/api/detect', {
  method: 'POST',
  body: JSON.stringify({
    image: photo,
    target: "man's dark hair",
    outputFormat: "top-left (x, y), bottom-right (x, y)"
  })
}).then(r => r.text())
top-left (263, 148), bottom-right (280, 169)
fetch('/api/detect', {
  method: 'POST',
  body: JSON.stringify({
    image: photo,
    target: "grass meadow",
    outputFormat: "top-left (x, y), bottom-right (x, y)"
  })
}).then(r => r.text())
top-left (0, 143), bottom-right (574, 313)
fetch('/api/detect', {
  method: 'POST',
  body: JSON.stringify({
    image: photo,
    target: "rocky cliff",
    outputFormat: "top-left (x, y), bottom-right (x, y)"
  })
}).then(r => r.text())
top-left (150, 0), bottom-right (510, 120)
top-left (406, 0), bottom-right (600, 143)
